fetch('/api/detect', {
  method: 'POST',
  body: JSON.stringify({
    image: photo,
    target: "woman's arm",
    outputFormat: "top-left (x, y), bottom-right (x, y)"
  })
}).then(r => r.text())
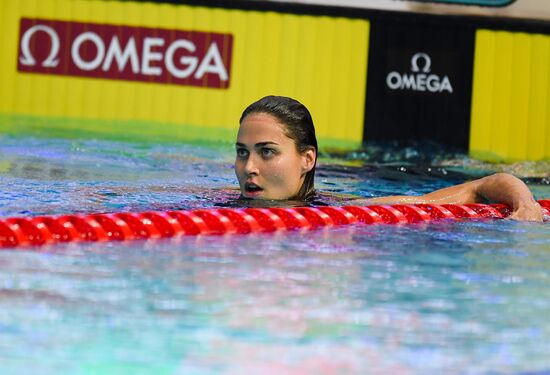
top-left (361, 173), bottom-right (543, 222)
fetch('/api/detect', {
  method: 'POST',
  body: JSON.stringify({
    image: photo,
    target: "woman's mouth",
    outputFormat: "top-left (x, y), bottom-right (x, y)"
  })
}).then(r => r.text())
top-left (244, 182), bottom-right (264, 197)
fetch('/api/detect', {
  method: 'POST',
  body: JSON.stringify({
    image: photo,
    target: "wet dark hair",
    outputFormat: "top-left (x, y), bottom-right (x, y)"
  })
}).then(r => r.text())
top-left (240, 95), bottom-right (318, 201)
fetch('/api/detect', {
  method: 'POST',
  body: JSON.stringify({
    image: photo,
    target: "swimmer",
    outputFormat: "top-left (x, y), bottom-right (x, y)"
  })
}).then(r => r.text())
top-left (235, 95), bottom-right (544, 222)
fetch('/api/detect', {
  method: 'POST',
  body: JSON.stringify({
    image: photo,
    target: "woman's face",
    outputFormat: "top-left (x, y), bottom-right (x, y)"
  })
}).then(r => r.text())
top-left (235, 113), bottom-right (315, 200)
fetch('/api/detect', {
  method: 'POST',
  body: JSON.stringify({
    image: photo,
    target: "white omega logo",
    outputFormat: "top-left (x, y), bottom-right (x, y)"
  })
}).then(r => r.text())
top-left (386, 52), bottom-right (452, 94)
top-left (19, 24), bottom-right (60, 67)
top-left (411, 52), bottom-right (431, 73)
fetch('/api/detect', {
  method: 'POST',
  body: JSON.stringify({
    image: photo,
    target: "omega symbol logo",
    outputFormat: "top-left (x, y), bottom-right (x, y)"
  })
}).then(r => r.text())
top-left (410, 52), bottom-right (431, 73)
top-left (19, 24), bottom-right (60, 68)
top-left (386, 52), bottom-right (453, 94)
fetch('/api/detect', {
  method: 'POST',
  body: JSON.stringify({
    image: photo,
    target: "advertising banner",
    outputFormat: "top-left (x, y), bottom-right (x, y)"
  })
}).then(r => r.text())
top-left (364, 19), bottom-right (475, 148)
top-left (17, 18), bottom-right (233, 89)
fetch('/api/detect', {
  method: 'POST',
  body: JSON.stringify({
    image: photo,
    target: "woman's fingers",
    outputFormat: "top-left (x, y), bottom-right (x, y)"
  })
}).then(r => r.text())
top-left (508, 201), bottom-right (544, 222)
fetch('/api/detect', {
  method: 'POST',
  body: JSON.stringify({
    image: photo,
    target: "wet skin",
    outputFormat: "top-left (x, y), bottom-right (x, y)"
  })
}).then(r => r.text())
top-left (235, 113), bottom-right (315, 200)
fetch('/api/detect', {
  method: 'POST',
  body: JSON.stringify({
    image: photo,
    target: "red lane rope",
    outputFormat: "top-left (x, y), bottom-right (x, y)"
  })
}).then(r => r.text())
top-left (0, 200), bottom-right (548, 249)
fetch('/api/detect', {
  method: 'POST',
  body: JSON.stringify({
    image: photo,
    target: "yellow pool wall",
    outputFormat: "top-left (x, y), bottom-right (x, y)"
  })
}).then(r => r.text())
top-left (470, 29), bottom-right (550, 162)
top-left (0, 0), bottom-right (370, 149)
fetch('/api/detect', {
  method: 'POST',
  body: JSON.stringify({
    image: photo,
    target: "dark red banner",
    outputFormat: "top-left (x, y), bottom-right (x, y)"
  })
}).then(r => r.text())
top-left (17, 18), bottom-right (233, 89)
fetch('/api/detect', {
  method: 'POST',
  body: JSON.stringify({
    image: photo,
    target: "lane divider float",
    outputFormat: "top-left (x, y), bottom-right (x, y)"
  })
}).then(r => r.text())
top-left (0, 200), bottom-right (548, 249)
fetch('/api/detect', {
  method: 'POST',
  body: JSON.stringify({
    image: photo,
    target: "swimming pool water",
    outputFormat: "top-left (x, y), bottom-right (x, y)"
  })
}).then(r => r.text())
top-left (0, 135), bottom-right (549, 375)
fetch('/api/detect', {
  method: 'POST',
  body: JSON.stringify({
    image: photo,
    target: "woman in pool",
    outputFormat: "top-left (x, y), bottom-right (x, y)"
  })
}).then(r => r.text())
top-left (235, 95), bottom-right (543, 222)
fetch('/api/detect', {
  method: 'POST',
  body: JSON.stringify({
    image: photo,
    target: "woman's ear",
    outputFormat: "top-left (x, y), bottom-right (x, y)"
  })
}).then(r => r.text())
top-left (301, 148), bottom-right (316, 173)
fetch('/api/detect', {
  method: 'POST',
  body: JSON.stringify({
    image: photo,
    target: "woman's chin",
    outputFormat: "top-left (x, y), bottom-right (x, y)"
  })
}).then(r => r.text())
top-left (242, 191), bottom-right (287, 201)
top-left (241, 189), bottom-right (298, 201)
top-left (243, 190), bottom-right (266, 199)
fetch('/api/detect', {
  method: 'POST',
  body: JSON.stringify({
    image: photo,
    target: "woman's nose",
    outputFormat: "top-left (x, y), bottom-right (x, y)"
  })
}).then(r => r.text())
top-left (244, 155), bottom-right (259, 175)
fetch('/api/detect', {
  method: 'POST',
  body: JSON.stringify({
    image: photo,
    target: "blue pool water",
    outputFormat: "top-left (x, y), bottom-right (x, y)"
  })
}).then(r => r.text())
top-left (0, 135), bottom-right (549, 375)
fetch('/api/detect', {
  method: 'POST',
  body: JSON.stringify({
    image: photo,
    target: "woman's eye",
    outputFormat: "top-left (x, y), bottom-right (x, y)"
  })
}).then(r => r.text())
top-left (236, 149), bottom-right (248, 158)
top-left (261, 148), bottom-right (275, 158)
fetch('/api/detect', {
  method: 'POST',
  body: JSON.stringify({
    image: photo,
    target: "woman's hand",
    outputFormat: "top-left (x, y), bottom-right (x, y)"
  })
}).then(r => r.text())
top-left (474, 173), bottom-right (543, 222)
top-left (508, 198), bottom-right (543, 222)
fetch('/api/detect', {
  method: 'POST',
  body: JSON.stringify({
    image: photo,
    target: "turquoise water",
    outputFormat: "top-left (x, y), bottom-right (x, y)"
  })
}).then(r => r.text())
top-left (0, 135), bottom-right (549, 375)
